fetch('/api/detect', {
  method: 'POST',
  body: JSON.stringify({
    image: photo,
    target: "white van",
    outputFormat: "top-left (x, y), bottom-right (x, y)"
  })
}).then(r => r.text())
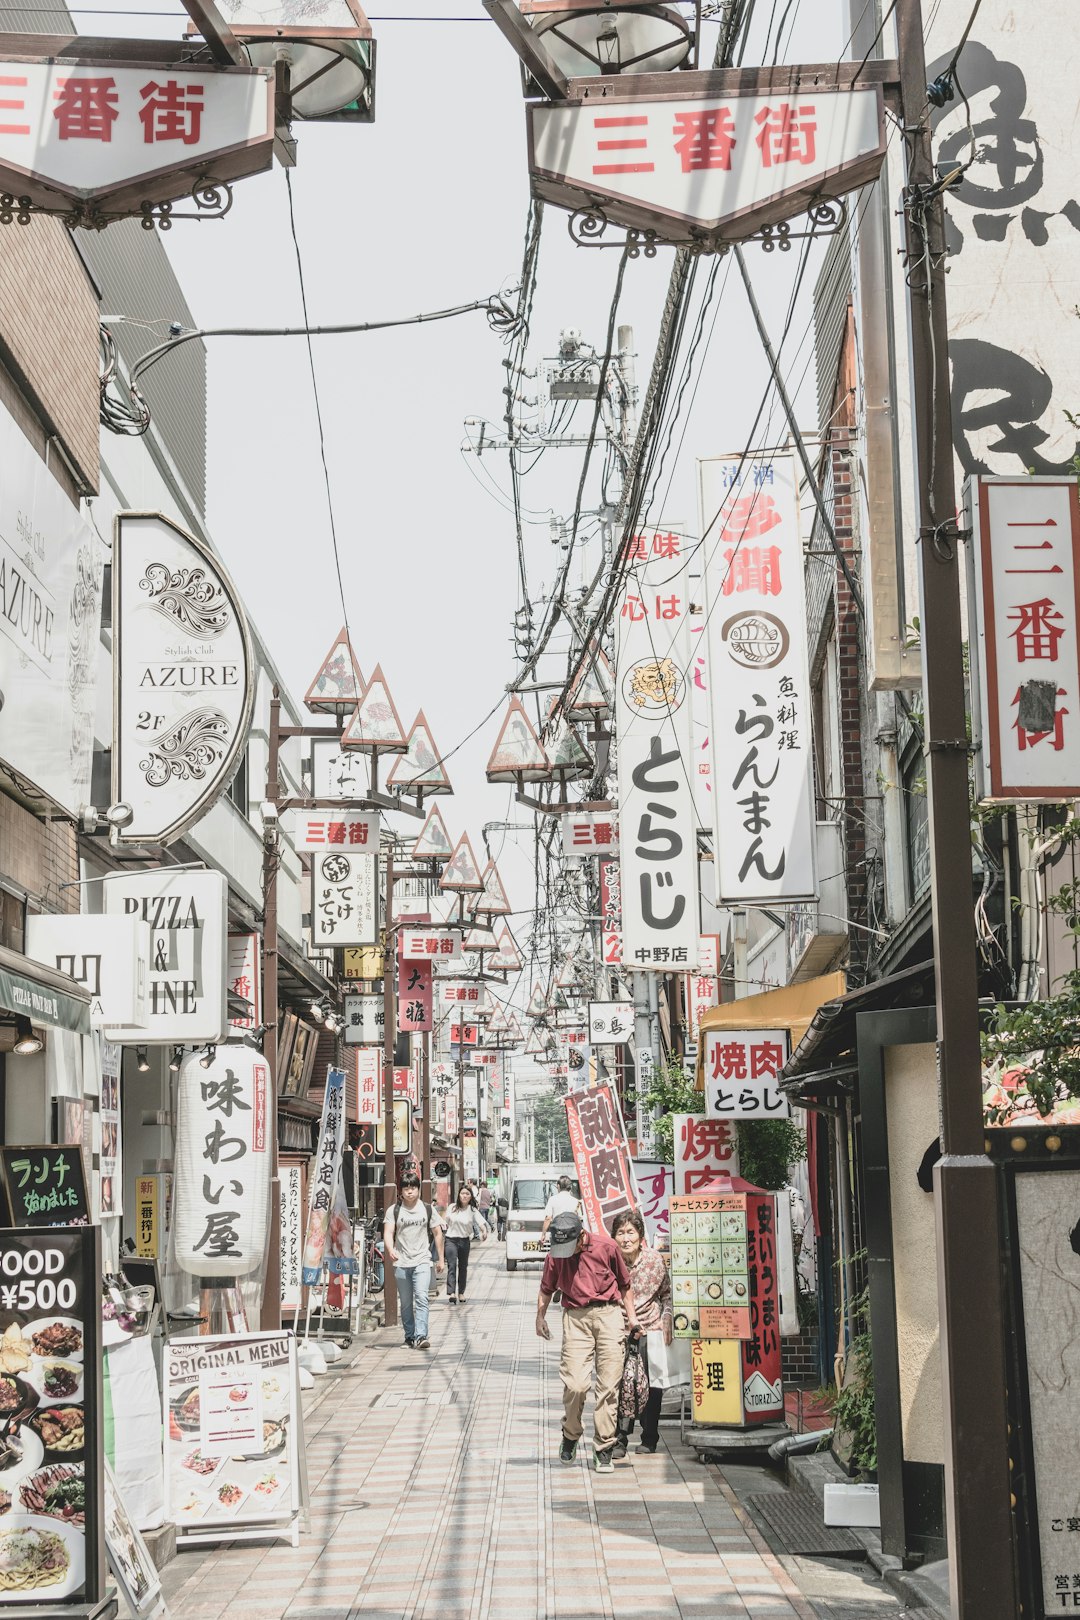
top-left (503, 1163), bottom-right (582, 1272)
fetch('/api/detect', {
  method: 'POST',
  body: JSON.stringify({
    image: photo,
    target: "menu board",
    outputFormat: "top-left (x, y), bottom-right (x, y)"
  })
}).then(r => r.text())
top-left (104, 1458), bottom-right (162, 1619)
top-left (0, 1149), bottom-right (89, 1230)
top-left (0, 1227), bottom-right (104, 1607)
top-left (670, 1193), bottom-right (752, 1340)
top-left (164, 1333), bottom-right (300, 1543)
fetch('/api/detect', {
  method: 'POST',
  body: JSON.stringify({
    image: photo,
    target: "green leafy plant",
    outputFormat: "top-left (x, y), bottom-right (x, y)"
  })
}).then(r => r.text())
top-left (644, 1057), bottom-right (703, 1164)
top-left (738, 1119), bottom-right (805, 1191)
top-left (831, 1325), bottom-right (877, 1476)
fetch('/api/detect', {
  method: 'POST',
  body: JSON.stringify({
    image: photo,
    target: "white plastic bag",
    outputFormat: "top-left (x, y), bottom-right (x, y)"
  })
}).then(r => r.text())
top-left (646, 1329), bottom-right (691, 1390)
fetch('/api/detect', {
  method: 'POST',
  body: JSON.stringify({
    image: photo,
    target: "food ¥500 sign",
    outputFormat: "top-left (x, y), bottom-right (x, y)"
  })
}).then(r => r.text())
top-left (113, 513), bottom-right (254, 847)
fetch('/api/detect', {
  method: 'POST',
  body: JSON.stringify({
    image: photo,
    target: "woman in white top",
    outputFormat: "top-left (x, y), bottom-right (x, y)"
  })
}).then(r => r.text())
top-left (442, 1184), bottom-right (487, 1303)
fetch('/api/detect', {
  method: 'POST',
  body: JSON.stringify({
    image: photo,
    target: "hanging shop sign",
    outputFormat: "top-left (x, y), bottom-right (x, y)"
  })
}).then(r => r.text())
top-left (24, 914), bottom-right (149, 1031)
top-left (279, 1163), bottom-right (302, 1316)
top-left (0, 409), bottom-right (102, 816)
top-left (342, 945), bottom-right (384, 981)
top-left (103, 868), bottom-right (227, 1044)
top-left (356, 1048), bottom-right (381, 1123)
top-left (311, 737), bottom-right (370, 802)
top-left (0, 46), bottom-right (274, 223)
top-left (587, 1001), bottom-right (634, 1046)
top-left (134, 1172), bottom-right (169, 1259)
top-left (400, 929), bottom-right (458, 961)
top-left (289, 809), bottom-right (379, 852)
top-left (700, 451), bottom-right (816, 904)
top-left (112, 513), bottom-right (254, 847)
top-left (396, 944), bottom-right (432, 1034)
top-left (686, 938), bottom-right (720, 1051)
top-left (633, 1160), bottom-right (674, 1248)
top-left (163, 1332), bottom-right (300, 1543)
top-left (311, 851), bottom-right (377, 948)
top-left (599, 858), bottom-right (622, 967)
top-left (615, 530), bottom-right (699, 971)
top-left (564, 1083), bottom-right (637, 1234)
top-left (301, 1067), bottom-right (347, 1285)
top-left (527, 69), bottom-right (886, 250)
top-left (672, 1113), bottom-right (740, 1196)
top-left (450, 1023), bottom-right (478, 1047)
top-left (227, 932), bottom-right (260, 1031)
top-left (968, 475), bottom-right (1080, 801)
top-left (172, 1048), bottom-right (270, 1280)
top-left (99, 1041), bottom-right (121, 1220)
top-left (704, 1028), bottom-right (790, 1118)
top-left (0, 1145), bottom-right (90, 1227)
top-left (439, 980), bottom-right (487, 1013)
top-left (375, 1099), bottom-right (410, 1155)
top-left (343, 993), bottom-right (383, 1047)
top-left (563, 812), bottom-right (619, 857)
top-left (0, 1226), bottom-right (106, 1606)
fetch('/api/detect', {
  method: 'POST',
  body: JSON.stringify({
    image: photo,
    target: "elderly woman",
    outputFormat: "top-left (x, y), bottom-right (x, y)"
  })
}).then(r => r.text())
top-left (610, 1209), bottom-right (672, 1457)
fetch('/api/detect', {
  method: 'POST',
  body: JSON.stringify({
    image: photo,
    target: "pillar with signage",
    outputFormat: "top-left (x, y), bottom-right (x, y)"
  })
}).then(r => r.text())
top-left (672, 1174), bottom-right (783, 1429)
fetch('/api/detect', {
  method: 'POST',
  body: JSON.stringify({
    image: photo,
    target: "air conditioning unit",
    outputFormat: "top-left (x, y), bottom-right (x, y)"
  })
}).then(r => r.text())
top-left (788, 821), bottom-right (848, 982)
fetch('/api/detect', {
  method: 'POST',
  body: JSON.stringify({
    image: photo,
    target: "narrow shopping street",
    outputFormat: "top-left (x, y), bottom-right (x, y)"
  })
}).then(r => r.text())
top-left (160, 1248), bottom-right (903, 1620)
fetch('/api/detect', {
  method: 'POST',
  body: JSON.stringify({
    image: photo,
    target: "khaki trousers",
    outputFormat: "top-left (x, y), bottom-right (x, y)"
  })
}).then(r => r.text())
top-left (559, 1303), bottom-right (626, 1452)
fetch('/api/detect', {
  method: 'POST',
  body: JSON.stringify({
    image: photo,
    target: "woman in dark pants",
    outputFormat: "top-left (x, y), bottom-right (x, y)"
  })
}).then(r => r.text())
top-left (442, 1184), bottom-right (486, 1303)
top-left (610, 1209), bottom-right (672, 1455)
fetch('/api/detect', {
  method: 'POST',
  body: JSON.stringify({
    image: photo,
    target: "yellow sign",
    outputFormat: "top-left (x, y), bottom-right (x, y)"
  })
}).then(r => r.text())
top-left (375, 1098), bottom-right (411, 1154)
top-left (344, 946), bottom-right (384, 980)
top-left (691, 1338), bottom-right (743, 1425)
top-left (135, 1175), bottom-right (158, 1258)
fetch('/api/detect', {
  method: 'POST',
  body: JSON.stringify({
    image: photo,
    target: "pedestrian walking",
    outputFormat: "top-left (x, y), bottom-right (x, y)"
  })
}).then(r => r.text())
top-left (541, 1175), bottom-right (582, 1237)
top-left (383, 1171), bottom-right (445, 1349)
top-left (535, 1211), bottom-right (639, 1473)
top-left (443, 1184), bottom-right (487, 1303)
top-left (609, 1209), bottom-right (672, 1456)
top-left (477, 1181), bottom-right (495, 1233)
top-left (496, 1191), bottom-right (508, 1241)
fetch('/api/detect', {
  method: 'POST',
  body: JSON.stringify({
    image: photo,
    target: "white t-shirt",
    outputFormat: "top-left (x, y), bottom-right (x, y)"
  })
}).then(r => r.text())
top-left (387, 1200), bottom-right (443, 1266)
top-left (543, 1189), bottom-right (582, 1221)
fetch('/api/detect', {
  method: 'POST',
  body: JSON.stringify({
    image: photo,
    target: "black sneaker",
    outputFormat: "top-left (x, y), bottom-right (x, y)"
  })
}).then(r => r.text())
top-left (593, 1449), bottom-right (615, 1475)
top-left (414, 1336), bottom-right (431, 1350)
top-left (635, 1441), bottom-right (658, 1454)
top-left (559, 1437), bottom-right (578, 1464)
top-left (612, 1434), bottom-right (628, 1461)
top-left (404, 1336), bottom-right (415, 1347)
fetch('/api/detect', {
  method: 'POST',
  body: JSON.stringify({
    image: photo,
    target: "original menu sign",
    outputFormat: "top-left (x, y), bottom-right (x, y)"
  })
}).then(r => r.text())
top-left (0, 1148), bottom-right (89, 1229)
top-left (0, 1227), bottom-right (105, 1606)
top-left (164, 1333), bottom-right (299, 1543)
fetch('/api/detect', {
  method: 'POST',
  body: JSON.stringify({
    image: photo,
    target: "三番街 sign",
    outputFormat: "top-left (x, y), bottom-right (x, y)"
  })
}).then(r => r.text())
top-left (113, 513), bottom-right (254, 847)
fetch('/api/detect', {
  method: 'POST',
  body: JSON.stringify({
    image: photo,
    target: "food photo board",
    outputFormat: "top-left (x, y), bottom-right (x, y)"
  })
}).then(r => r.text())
top-left (163, 1333), bottom-right (300, 1546)
top-left (104, 1458), bottom-right (163, 1618)
top-left (669, 1192), bottom-right (753, 1340)
top-left (0, 1227), bottom-right (106, 1608)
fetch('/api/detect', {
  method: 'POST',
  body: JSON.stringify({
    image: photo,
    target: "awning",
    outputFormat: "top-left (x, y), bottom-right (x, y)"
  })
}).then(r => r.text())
top-left (779, 960), bottom-right (935, 1102)
top-left (694, 970), bottom-right (847, 1091)
top-left (0, 943), bottom-right (92, 1035)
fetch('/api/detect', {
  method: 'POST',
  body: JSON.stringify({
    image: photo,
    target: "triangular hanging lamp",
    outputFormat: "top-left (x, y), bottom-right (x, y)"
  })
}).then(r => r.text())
top-left (341, 663), bottom-right (409, 753)
top-left (475, 860), bottom-right (511, 917)
top-left (487, 1004), bottom-right (509, 1034)
top-left (526, 983), bottom-right (548, 1020)
top-left (304, 626), bottom-right (365, 716)
top-left (486, 696), bottom-right (551, 783)
top-left (463, 921), bottom-right (498, 953)
top-left (506, 1012), bottom-right (524, 1043)
top-left (412, 804), bottom-right (453, 861)
top-left (566, 642), bottom-right (614, 722)
top-left (526, 1026), bottom-right (547, 1056)
top-left (542, 702), bottom-right (593, 781)
top-left (439, 832), bottom-right (484, 892)
top-left (387, 710), bottom-right (453, 795)
top-left (488, 926), bottom-right (524, 974)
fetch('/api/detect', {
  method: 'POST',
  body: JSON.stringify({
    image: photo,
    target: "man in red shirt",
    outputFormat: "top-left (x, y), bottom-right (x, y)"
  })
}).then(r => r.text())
top-left (536, 1211), bottom-right (640, 1472)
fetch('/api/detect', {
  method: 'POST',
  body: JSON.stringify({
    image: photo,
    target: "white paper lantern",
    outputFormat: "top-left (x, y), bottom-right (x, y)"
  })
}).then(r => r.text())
top-left (173, 1048), bottom-right (271, 1278)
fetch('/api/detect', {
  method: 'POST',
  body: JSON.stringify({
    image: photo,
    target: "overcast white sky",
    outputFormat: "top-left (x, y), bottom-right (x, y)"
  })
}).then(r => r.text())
top-left (89, 0), bottom-right (846, 983)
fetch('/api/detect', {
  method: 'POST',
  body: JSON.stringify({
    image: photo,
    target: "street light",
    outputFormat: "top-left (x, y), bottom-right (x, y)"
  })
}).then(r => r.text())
top-left (518, 0), bottom-right (695, 77)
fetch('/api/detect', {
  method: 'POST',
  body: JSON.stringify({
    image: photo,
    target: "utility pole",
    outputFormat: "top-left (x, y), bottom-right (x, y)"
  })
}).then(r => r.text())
top-left (420, 1029), bottom-right (431, 1204)
top-left (259, 687), bottom-right (282, 1332)
top-left (895, 0), bottom-right (1016, 1611)
top-left (382, 847), bottom-right (398, 1329)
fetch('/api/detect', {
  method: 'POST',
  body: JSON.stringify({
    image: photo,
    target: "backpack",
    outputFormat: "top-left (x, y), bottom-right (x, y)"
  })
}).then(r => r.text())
top-left (392, 1200), bottom-right (434, 1241)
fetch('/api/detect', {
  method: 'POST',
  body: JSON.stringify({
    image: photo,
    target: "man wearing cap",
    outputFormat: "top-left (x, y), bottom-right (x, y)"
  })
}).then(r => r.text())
top-left (536, 1210), bottom-right (639, 1473)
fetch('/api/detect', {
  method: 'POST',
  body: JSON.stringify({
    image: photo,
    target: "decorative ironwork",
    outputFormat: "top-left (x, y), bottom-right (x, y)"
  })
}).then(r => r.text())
top-left (140, 707), bottom-right (231, 787)
top-left (140, 561), bottom-right (231, 636)
top-left (565, 195), bottom-right (848, 256)
top-left (0, 178), bottom-right (234, 232)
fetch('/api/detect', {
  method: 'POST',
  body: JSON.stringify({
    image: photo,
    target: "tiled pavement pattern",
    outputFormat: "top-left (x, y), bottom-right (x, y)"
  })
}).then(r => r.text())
top-left (160, 1247), bottom-right (901, 1620)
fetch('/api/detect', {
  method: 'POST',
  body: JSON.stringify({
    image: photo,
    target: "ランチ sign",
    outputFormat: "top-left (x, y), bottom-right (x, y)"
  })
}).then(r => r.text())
top-left (968, 476), bottom-right (1080, 800)
top-left (0, 47), bottom-right (274, 219)
top-left (113, 513), bottom-right (254, 847)
top-left (700, 452), bottom-right (816, 903)
top-left (528, 68), bottom-right (886, 248)
top-left (172, 1048), bottom-right (271, 1279)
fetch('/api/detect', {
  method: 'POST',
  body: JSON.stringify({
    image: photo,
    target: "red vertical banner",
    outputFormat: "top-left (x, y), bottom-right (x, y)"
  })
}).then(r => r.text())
top-left (397, 937), bottom-right (433, 1032)
top-left (740, 1191), bottom-right (783, 1424)
top-left (599, 858), bottom-right (622, 966)
top-left (564, 1083), bottom-right (637, 1234)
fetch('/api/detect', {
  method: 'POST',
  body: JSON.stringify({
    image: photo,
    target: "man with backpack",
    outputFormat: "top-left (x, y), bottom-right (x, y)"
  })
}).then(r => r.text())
top-left (383, 1170), bottom-right (445, 1349)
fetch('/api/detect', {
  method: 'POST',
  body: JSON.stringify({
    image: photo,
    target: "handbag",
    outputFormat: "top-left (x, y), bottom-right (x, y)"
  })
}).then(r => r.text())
top-left (646, 1329), bottom-right (692, 1390)
top-left (618, 1336), bottom-right (651, 1423)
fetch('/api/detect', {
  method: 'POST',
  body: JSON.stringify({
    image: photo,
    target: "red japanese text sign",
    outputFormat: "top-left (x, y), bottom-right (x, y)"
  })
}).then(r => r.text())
top-left (704, 1028), bottom-right (790, 1119)
top-left (700, 451), bottom-right (816, 904)
top-left (292, 809), bottom-right (379, 851)
top-left (562, 812), bottom-right (619, 857)
top-left (686, 934), bottom-right (719, 1047)
top-left (356, 1047), bottom-right (381, 1123)
top-left (528, 72), bottom-right (885, 249)
top-left (564, 1083), bottom-right (637, 1234)
top-left (599, 858), bottom-right (622, 966)
top-left (673, 1113), bottom-right (740, 1196)
top-left (400, 929), bottom-right (458, 961)
top-left (397, 940), bottom-right (432, 1034)
top-left (0, 49), bottom-right (274, 216)
top-left (969, 476), bottom-right (1080, 800)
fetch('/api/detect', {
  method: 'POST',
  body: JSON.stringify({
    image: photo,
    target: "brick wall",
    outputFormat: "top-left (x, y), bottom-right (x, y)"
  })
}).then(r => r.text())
top-left (0, 792), bottom-right (79, 950)
top-left (782, 1325), bottom-right (821, 1387)
top-left (0, 216), bottom-right (100, 491)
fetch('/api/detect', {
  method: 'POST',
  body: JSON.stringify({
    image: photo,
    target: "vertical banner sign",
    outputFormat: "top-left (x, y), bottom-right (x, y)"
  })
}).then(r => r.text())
top-left (599, 859), bottom-right (623, 966)
top-left (356, 1049), bottom-right (381, 1123)
top-left (397, 938), bottom-right (433, 1034)
top-left (686, 935), bottom-right (720, 1049)
top-left (615, 531), bottom-right (699, 971)
top-left (704, 1029), bottom-right (791, 1118)
top-left (279, 1163), bottom-right (302, 1314)
top-left (227, 934), bottom-right (261, 1031)
top-left (699, 453), bottom-right (816, 903)
top-left (135, 1175), bottom-right (158, 1258)
top-left (302, 1068), bottom-right (346, 1285)
top-left (172, 1050), bottom-right (270, 1279)
top-left (311, 853), bottom-right (377, 949)
top-left (673, 1114), bottom-right (740, 1195)
top-left (564, 1084), bottom-right (637, 1233)
top-left (344, 993), bottom-right (384, 1047)
top-left (103, 869), bottom-right (228, 1045)
top-left (113, 513), bottom-right (254, 847)
top-left (969, 475), bottom-right (1080, 800)
top-left (633, 1160), bottom-right (674, 1247)
top-left (100, 1040), bottom-right (121, 1219)
top-left (0, 1227), bottom-right (106, 1606)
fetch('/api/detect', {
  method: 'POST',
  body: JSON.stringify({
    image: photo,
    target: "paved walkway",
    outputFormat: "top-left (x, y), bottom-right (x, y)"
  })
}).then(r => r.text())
top-left (161, 1246), bottom-right (900, 1620)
